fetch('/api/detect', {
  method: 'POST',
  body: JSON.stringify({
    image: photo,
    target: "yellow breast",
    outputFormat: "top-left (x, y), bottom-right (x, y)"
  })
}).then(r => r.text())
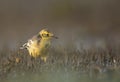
top-left (28, 38), bottom-right (51, 58)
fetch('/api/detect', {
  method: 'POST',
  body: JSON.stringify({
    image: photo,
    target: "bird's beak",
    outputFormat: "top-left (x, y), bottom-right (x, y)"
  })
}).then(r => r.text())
top-left (50, 33), bottom-right (58, 39)
top-left (53, 36), bottom-right (58, 39)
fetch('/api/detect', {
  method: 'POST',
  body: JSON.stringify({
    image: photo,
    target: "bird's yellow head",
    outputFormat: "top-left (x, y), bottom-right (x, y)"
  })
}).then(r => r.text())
top-left (39, 29), bottom-right (58, 39)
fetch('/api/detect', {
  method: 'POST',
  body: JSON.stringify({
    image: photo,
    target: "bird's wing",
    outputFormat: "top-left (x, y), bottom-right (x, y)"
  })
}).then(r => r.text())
top-left (20, 34), bottom-right (41, 49)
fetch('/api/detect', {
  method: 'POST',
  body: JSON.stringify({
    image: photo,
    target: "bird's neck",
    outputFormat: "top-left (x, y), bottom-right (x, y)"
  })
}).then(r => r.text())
top-left (41, 38), bottom-right (51, 43)
top-left (42, 37), bottom-right (51, 40)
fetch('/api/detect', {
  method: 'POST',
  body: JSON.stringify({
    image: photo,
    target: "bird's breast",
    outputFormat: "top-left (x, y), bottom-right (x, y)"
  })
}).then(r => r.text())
top-left (39, 39), bottom-right (51, 49)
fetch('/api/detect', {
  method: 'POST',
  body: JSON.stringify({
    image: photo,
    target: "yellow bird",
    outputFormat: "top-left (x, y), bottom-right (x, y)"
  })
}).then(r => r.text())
top-left (20, 29), bottom-right (58, 62)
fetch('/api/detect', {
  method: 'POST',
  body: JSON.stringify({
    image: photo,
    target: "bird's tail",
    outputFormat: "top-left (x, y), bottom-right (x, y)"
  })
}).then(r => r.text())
top-left (20, 43), bottom-right (28, 49)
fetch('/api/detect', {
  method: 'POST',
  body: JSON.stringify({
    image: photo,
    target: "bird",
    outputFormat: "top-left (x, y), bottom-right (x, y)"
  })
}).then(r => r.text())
top-left (20, 29), bottom-right (58, 62)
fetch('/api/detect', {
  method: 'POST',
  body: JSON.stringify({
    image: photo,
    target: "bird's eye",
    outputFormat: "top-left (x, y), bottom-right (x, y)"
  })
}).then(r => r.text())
top-left (46, 34), bottom-right (49, 36)
top-left (42, 34), bottom-right (49, 37)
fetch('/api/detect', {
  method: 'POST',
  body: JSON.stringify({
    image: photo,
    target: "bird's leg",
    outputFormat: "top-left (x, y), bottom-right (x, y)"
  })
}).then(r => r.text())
top-left (41, 56), bottom-right (47, 63)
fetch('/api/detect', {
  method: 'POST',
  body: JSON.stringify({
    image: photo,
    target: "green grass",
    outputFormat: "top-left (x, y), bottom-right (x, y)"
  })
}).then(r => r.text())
top-left (0, 44), bottom-right (120, 82)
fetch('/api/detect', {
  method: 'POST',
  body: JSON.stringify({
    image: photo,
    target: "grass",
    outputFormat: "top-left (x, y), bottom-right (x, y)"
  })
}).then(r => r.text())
top-left (0, 43), bottom-right (120, 82)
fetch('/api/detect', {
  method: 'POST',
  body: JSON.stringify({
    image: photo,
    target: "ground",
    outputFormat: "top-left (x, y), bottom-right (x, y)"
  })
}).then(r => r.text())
top-left (0, 44), bottom-right (120, 82)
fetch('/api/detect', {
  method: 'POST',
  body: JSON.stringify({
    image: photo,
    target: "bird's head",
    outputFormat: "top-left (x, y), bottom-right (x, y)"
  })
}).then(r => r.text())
top-left (39, 29), bottom-right (58, 39)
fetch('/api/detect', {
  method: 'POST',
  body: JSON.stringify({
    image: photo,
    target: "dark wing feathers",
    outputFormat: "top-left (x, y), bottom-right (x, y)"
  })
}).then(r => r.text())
top-left (20, 34), bottom-right (41, 49)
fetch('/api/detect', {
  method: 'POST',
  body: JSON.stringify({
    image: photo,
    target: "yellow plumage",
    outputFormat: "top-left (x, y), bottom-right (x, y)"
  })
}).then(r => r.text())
top-left (21, 29), bottom-right (58, 62)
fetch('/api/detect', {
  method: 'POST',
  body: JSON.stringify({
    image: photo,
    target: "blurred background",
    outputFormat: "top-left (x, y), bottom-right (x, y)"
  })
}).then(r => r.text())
top-left (0, 0), bottom-right (120, 49)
